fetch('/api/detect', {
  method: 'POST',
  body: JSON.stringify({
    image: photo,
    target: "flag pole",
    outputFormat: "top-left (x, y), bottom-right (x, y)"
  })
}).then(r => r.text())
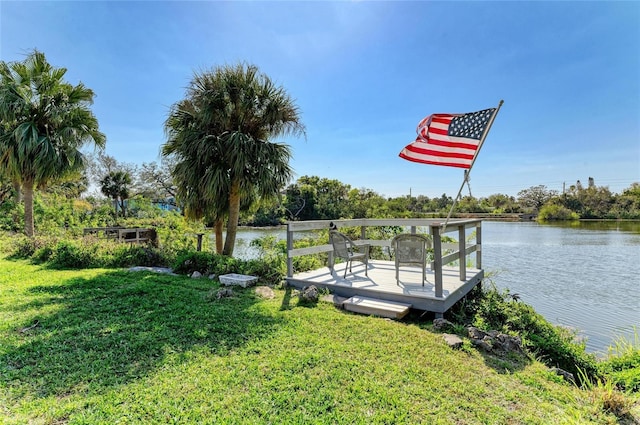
top-left (441, 100), bottom-right (504, 230)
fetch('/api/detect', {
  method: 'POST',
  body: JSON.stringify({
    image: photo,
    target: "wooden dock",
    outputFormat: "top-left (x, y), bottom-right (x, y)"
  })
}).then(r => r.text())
top-left (284, 218), bottom-right (485, 318)
top-left (287, 260), bottom-right (483, 316)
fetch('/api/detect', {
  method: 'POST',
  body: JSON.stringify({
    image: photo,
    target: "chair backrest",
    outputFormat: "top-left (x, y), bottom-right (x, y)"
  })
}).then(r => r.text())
top-left (392, 234), bottom-right (431, 263)
top-left (329, 230), bottom-right (352, 260)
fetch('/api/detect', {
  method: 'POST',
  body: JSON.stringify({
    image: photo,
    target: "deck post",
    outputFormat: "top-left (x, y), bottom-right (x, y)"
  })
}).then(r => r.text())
top-left (431, 224), bottom-right (443, 298)
top-left (286, 223), bottom-right (293, 278)
top-left (360, 226), bottom-right (366, 240)
top-left (458, 224), bottom-right (466, 281)
top-left (476, 222), bottom-right (482, 269)
top-left (410, 226), bottom-right (416, 235)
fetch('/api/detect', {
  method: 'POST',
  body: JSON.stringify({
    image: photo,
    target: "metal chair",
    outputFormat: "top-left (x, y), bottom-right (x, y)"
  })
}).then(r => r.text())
top-left (391, 234), bottom-right (431, 286)
top-left (329, 230), bottom-right (369, 278)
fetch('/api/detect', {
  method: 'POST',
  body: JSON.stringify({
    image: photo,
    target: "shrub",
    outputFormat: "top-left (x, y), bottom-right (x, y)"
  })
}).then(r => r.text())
top-left (447, 282), bottom-right (599, 385)
top-left (9, 235), bottom-right (60, 259)
top-left (49, 240), bottom-right (97, 269)
top-left (600, 329), bottom-right (640, 392)
top-left (538, 204), bottom-right (580, 221)
top-left (172, 251), bottom-right (217, 275)
top-left (109, 245), bottom-right (171, 268)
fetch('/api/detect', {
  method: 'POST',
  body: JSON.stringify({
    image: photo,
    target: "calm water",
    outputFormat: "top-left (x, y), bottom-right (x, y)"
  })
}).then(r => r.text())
top-left (229, 222), bottom-right (640, 354)
top-left (482, 221), bottom-right (640, 354)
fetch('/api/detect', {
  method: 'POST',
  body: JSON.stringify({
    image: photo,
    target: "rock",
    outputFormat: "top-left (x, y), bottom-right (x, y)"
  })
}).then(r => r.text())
top-left (551, 367), bottom-right (576, 384)
top-left (467, 326), bottom-right (489, 340)
top-left (216, 288), bottom-right (234, 299)
top-left (471, 338), bottom-right (493, 352)
top-left (433, 318), bottom-right (456, 332)
top-left (442, 333), bottom-right (463, 349)
top-left (209, 274), bottom-right (216, 280)
top-left (128, 266), bottom-right (177, 275)
top-left (191, 271), bottom-right (202, 279)
top-left (466, 326), bottom-right (527, 357)
top-left (321, 294), bottom-right (347, 306)
top-left (255, 286), bottom-right (275, 299)
top-left (299, 285), bottom-right (319, 303)
top-left (494, 334), bottom-right (525, 355)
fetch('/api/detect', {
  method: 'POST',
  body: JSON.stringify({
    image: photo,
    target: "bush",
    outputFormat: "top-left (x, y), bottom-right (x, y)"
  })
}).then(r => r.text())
top-left (9, 235), bottom-right (60, 259)
top-left (600, 330), bottom-right (640, 392)
top-left (109, 245), bottom-right (171, 268)
top-left (538, 204), bottom-right (580, 221)
top-left (447, 282), bottom-right (600, 385)
top-left (49, 240), bottom-right (97, 269)
top-left (172, 251), bottom-right (217, 275)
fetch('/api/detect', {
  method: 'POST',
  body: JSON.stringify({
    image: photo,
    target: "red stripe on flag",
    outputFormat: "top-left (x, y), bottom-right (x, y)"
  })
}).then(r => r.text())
top-left (399, 151), bottom-right (471, 169)
top-left (425, 139), bottom-right (478, 150)
top-left (403, 143), bottom-right (475, 160)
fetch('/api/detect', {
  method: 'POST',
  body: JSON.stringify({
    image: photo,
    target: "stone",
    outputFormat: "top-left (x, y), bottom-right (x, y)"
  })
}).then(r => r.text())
top-left (467, 326), bottom-right (489, 340)
top-left (191, 271), bottom-right (202, 279)
top-left (128, 266), bottom-right (177, 275)
top-left (255, 286), bottom-right (275, 299)
top-left (209, 274), bottom-right (216, 280)
top-left (433, 318), bottom-right (456, 332)
top-left (321, 294), bottom-right (347, 306)
top-left (494, 334), bottom-right (525, 355)
top-left (299, 285), bottom-right (319, 303)
top-left (219, 273), bottom-right (258, 288)
top-left (442, 333), bottom-right (463, 349)
top-left (216, 288), bottom-right (234, 299)
top-left (466, 326), bottom-right (527, 357)
top-left (551, 367), bottom-right (576, 384)
top-left (471, 338), bottom-right (493, 352)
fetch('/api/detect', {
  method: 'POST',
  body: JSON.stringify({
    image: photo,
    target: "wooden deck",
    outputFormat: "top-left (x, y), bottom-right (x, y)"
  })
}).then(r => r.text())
top-left (287, 259), bottom-right (483, 316)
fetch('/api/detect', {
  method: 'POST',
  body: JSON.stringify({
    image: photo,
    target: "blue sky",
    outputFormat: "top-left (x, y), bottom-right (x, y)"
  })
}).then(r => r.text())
top-left (1, 1), bottom-right (638, 198)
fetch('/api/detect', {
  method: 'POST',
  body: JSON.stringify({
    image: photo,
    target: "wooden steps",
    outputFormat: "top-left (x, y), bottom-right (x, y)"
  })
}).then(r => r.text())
top-left (342, 296), bottom-right (411, 319)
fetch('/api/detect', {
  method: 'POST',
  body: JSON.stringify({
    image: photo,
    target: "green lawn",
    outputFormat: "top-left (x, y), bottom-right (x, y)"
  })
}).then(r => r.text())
top-left (0, 258), bottom-right (630, 424)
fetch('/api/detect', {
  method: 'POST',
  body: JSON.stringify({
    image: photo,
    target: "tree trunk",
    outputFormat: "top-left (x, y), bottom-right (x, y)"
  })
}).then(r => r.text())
top-left (23, 180), bottom-right (35, 237)
top-left (214, 218), bottom-right (224, 254)
top-left (12, 179), bottom-right (22, 204)
top-left (223, 179), bottom-right (241, 256)
top-left (119, 198), bottom-right (127, 218)
top-left (113, 198), bottom-right (119, 222)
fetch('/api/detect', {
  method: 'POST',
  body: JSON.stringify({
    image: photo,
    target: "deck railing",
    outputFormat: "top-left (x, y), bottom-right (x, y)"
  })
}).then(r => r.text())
top-left (83, 227), bottom-right (157, 245)
top-left (286, 218), bottom-right (482, 298)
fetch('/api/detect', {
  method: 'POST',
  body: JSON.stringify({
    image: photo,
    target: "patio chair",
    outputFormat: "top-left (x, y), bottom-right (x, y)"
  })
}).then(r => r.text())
top-left (391, 233), bottom-right (431, 286)
top-left (329, 230), bottom-right (370, 278)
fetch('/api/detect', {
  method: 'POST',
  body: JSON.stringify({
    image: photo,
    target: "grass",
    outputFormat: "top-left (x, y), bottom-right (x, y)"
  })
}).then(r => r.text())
top-left (0, 257), bottom-right (637, 424)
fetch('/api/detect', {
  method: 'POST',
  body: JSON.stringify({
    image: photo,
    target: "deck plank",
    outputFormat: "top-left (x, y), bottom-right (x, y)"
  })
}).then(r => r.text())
top-left (287, 260), bottom-right (483, 315)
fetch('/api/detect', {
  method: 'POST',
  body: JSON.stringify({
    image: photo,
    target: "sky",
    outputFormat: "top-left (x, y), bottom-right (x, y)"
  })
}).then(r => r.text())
top-left (1, 1), bottom-right (639, 199)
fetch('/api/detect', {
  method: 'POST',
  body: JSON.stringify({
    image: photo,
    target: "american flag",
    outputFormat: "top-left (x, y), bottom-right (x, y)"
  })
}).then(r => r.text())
top-left (399, 108), bottom-right (497, 169)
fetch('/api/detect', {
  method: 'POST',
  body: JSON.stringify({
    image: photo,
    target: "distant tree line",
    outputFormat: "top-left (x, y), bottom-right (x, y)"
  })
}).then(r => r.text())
top-left (246, 176), bottom-right (640, 225)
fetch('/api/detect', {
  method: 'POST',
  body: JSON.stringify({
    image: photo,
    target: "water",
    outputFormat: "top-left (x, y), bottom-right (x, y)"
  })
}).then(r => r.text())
top-left (229, 222), bottom-right (640, 354)
top-left (482, 221), bottom-right (640, 354)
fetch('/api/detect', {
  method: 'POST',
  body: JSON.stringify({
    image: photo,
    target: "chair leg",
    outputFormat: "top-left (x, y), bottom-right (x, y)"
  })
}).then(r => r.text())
top-left (344, 260), bottom-right (348, 278)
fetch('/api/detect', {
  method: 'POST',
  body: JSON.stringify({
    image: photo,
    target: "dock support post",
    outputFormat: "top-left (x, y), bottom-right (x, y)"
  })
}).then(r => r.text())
top-left (458, 225), bottom-right (466, 281)
top-left (431, 224), bottom-right (443, 298)
top-left (286, 223), bottom-right (293, 278)
top-left (476, 222), bottom-right (482, 269)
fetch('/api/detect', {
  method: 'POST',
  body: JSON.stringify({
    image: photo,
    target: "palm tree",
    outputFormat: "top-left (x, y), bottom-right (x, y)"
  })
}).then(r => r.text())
top-left (0, 50), bottom-right (105, 236)
top-left (163, 63), bottom-right (305, 256)
top-left (100, 170), bottom-right (132, 221)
